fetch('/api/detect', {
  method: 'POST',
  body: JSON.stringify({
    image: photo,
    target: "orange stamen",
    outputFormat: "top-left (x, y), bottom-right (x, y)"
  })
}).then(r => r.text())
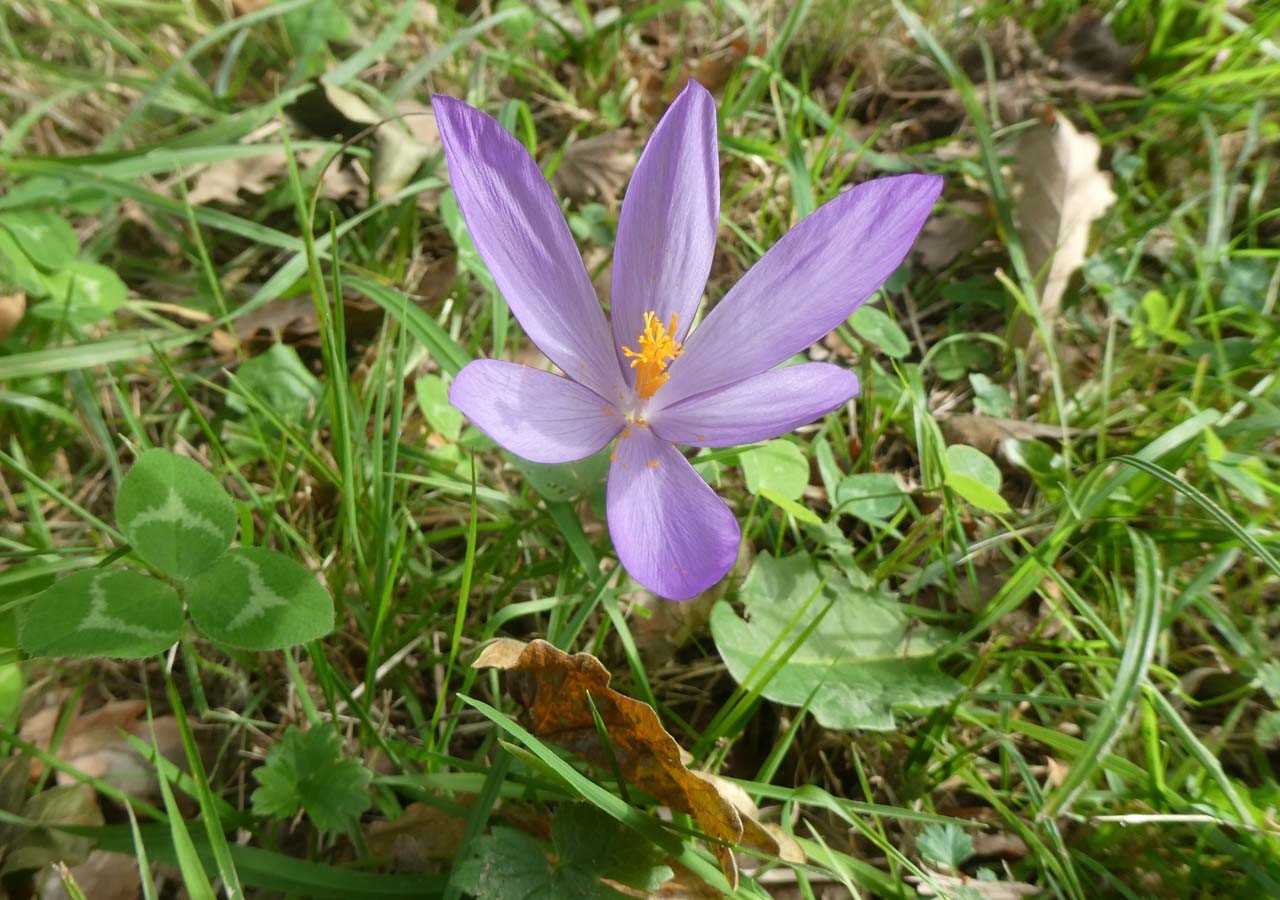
top-left (622, 311), bottom-right (683, 400)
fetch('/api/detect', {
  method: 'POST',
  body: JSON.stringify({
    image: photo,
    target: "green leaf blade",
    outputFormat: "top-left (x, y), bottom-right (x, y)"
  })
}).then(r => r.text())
top-left (19, 569), bottom-right (183, 659)
top-left (186, 548), bottom-right (334, 650)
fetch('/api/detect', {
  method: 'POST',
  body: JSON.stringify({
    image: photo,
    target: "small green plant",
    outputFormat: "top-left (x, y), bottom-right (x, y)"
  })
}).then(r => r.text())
top-left (251, 726), bottom-right (372, 833)
top-left (19, 449), bottom-right (334, 658)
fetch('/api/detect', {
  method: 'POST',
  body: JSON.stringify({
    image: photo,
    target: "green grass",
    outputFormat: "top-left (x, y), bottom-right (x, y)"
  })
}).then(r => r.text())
top-left (2, 0), bottom-right (1279, 897)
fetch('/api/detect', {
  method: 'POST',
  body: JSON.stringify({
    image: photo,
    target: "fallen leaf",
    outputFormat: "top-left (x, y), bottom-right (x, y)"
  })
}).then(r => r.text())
top-left (1012, 111), bottom-right (1115, 360)
top-left (41, 850), bottom-right (141, 900)
top-left (550, 129), bottom-right (636, 207)
top-left (0, 292), bottom-right (27, 340)
top-left (911, 199), bottom-right (987, 272)
top-left (939, 413), bottom-right (1083, 455)
top-left (365, 802), bottom-right (466, 871)
top-left (1, 785), bottom-right (103, 878)
top-left (19, 700), bottom-right (185, 804)
top-left (911, 869), bottom-right (1040, 899)
top-left (473, 638), bottom-right (777, 888)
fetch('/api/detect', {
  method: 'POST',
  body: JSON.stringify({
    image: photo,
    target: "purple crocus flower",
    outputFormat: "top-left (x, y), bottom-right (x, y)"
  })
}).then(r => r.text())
top-left (435, 81), bottom-right (940, 601)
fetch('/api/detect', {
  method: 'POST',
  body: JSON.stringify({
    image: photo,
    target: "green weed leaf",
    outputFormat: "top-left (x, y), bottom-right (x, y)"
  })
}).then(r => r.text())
top-left (19, 569), bottom-right (183, 659)
top-left (0, 210), bottom-right (77, 271)
top-left (944, 445), bottom-right (1010, 514)
top-left (851, 305), bottom-right (909, 358)
top-left (918, 823), bottom-right (974, 870)
top-left (115, 449), bottom-right (236, 579)
top-left (185, 548), bottom-right (333, 650)
top-left (711, 553), bottom-right (961, 731)
top-left (32, 261), bottom-right (128, 325)
top-left (552, 803), bottom-right (674, 893)
top-left (251, 726), bottom-right (371, 833)
top-left (415, 374), bottom-right (462, 441)
top-left (741, 439), bottom-right (809, 501)
top-left (834, 472), bottom-right (904, 522)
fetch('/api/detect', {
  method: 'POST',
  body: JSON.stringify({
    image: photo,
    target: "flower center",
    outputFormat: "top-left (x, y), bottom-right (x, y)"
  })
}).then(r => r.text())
top-left (622, 310), bottom-right (683, 400)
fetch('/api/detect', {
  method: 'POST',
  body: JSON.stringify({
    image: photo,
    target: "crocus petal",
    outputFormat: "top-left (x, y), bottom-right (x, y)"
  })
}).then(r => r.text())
top-left (648, 363), bottom-right (860, 448)
top-left (658, 174), bottom-right (942, 405)
top-left (610, 80), bottom-right (718, 361)
top-left (433, 96), bottom-right (625, 399)
top-left (450, 360), bottom-right (621, 464)
top-left (607, 426), bottom-right (739, 600)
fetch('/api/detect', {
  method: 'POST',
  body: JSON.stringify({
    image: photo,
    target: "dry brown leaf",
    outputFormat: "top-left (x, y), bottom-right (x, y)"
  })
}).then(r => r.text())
top-left (20, 700), bottom-right (185, 804)
top-left (550, 129), bottom-right (636, 206)
top-left (939, 413), bottom-right (1082, 455)
top-left (474, 638), bottom-right (775, 889)
top-left (0, 292), bottom-right (26, 340)
top-left (911, 869), bottom-right (1040, 899)
top-left (365, 802), bottom-right (466, 872)
top-left (1012, 112), bottom-right (1115, 358)
top-left (911, 199), bottom-right (988, 272)
top-left (42, 851), bottom-right (141, 900)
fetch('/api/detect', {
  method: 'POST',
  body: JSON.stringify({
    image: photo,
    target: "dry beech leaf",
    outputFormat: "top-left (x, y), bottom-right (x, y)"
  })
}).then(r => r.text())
top-left (473, 638), bottom-right (786, 889)
top-left (911, 869), bottom-right (1040, 899)
top-left (1013, 112), bottom-right (1115, 357)
top-left (550, 130), bottom-right (636, 206)
top-left (0, 292), bottom-right (26, 340)
top-left (20, 700), bottom-right (184, 804)
top-left (365, 802), bottom-right (466, 872)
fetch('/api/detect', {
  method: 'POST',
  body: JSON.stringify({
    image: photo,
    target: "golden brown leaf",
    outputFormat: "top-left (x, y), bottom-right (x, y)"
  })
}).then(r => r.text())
top-left (474, 639), bottom-right (785, 888)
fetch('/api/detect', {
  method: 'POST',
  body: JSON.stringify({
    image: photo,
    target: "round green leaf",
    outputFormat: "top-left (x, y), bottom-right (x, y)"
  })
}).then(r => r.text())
top-left (115, 449), bottom-right (236, 579)
top-left (850, 306), bottom-right (909, 359)
top-left (740, 439), bottom-right (809, 501)
top-left (31, 261), bottom-right (128, 326)
top-left (0, 210), bottom-right (78, 271)
top-left (186, 548), bottom-right (334, 650)
top-left (19, 569), bottom-right (183, 659)
top-left (944, 444), bottom-right (1010, 514)
top-left (834, 472), bottom-right (904, 522)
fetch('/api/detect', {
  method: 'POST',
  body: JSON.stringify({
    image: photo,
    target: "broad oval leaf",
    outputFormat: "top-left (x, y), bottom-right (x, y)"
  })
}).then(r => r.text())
top-left (185, 548), bottom-right (333, 650)
top-left (30, 261), bottom-right (128, 326)
top-left (115, 449), bottom-right (236, 579)
top-left (0, 210), bottom-right (78, 271)
top-left (944, 444), bottom-right (1010, 513)
top-left (850, 305), bottom-right (909, 359)
top-left (19, 569), bottom-right (183, 659)
top-left (834, 472), bottom-right (904, 522)
top-left (740, 439), bottom-right (809, 502)
top-left (710, 553), bottom-right (961, 731)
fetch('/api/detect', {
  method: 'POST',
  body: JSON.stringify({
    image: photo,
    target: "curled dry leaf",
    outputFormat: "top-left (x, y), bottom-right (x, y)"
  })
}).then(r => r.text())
top-left (473, 638), bottom-right (789, 889)
top-left (1012, 111), bottom-right (1115, 361)
top-left (550, 129), bottom-right (637, 206)
top-left (911, 869), bottom-right (1040, 899)
top-left (0, 292), bottom-right (26, 340)
top-left (19, 700), bottom-right (185, 804)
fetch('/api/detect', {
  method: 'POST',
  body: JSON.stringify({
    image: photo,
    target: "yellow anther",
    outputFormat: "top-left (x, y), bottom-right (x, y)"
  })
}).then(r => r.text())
top-left (622, 311), bottom-right (683, 400)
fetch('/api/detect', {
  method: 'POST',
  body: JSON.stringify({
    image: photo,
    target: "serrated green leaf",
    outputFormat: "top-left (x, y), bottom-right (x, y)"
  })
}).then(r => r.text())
top-left (710, 553), bottom-right (961, 731)
top-left (185, 547), bottom-right (333, 650)
top-left (553, 803), bottom-right (674, 893)
top-left (834, 472), bottom-right (904, 522)
top-left (251, 726), bottom-right (371, 833)
top-left (19, 569), bottom-right (183, 659)
top-left (115, 449), bottom-right (237, 579)
top-left (944, 445), bottom-right (1010, 513)
top-left (917, 823), bottom-right (974, 870)
top-left (850, 305), bottom-right (909, 358)
top-left (741, 439), bottom-right (809, 501)
top-left (0, 209), bottom-right (78, 270)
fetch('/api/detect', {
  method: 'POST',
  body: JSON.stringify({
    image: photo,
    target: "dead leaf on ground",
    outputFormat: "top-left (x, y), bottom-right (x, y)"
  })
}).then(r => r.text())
top-left (911, 198), bottom-right (988, 272)
top-left (186, 145), bottom-right (364, 207)
top-left (911, 869), bottom-right (1040, 899)
top-left (1012, 111), bottom-right (1115, 368)
top-left (939, 413), bottom-right (1082, 455)
top-left (473, 638), bottom-right (786, 889)
top-left (550, 129), bottom-right (637, 207)
top-left (41, 850), bottom-right (141, 900)
top-left (19, 700), bottom-right (185, 804)
top-left (0, 292), bottom-right (26, 340)
top-left (365, 802), bottom-right (467, 872)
